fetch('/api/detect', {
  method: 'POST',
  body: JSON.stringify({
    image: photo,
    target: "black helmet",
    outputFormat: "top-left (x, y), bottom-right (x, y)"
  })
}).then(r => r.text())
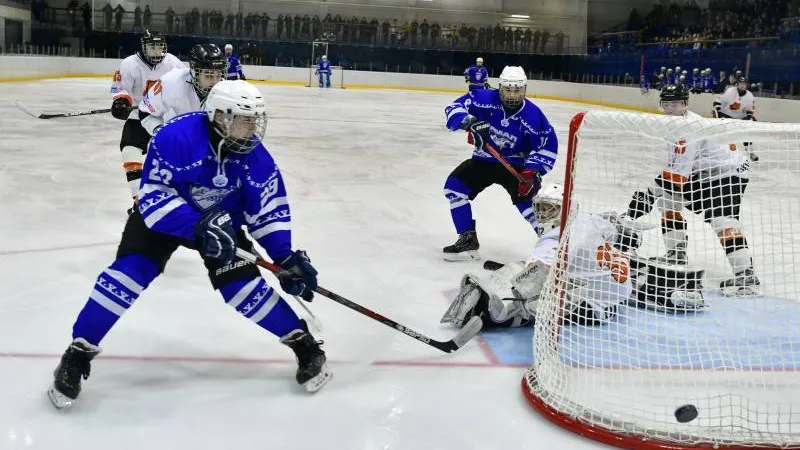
top-left (140, 30), bottom-right (167, 65)
top-left (660, 83), bottom-right (689, 102)
top-left (189, 43), bottom-right (227, 98)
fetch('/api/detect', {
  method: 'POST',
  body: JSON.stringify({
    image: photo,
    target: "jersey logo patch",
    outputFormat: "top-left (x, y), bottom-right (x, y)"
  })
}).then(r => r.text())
top-left (673, 140), bottom-right (687, 154)
top-left (191, 185), bottom-right (236, 211)
top-left (730, 101), bottom-right (741, 110)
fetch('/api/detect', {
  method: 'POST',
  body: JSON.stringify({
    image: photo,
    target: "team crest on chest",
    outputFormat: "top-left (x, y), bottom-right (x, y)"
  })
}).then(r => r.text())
top-left (191, 184), bottom-right (236, 210)
top-left (501, 118), bottom-right (509, 127)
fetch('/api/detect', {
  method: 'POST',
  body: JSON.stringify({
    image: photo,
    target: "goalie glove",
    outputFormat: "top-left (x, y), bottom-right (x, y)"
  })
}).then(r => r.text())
top-left (627, 188), bottom-right (656, 219)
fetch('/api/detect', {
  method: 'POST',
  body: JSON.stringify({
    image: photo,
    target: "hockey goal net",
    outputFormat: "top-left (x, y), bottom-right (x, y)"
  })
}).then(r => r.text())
top-left (523, 111), bottom-right (800, 449)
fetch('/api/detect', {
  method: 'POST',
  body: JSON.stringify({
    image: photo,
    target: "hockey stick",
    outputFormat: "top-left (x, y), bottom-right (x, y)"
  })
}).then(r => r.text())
top-left (245, 246), bottom-right (324, 332)
top-left (483, 142), bottom-right (528, 184)
top-left (15, 100), bottom-right (112, 119)
top-left (235, 248), bottom-right (483, 353)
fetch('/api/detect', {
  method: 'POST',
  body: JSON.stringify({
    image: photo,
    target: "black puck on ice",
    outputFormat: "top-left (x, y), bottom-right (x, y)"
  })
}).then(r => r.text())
top-left (674, 404), bottom-right (698, 423)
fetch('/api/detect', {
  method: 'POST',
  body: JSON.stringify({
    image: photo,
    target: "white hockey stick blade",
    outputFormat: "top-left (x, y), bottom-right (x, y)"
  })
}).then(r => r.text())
top-left (15, 100), bottom-right (42, 118)
top-left (452, 315), bottom-right (484, 348)
top-left (292, 295), bottom-right (323, 332)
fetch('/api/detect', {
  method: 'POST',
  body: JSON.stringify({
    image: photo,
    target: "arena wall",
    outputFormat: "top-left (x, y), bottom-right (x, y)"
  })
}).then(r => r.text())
top-left (1, 54), bottom-right (798, 122)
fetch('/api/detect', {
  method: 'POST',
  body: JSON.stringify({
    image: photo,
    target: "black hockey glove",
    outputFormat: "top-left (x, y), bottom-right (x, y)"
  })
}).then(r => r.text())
top-left (712, 102), bottom-right (722, 119)
top-left (627, 188), bottom-right (656, 219)
top-left (278, 250), bottom-right (318, 301)
top-left (194, 211), bottom-right (237, 265)
top-left (111, 96), bottom-right (132, 120)
top-left (459, 115), bottom-right (477, 130)
top-left (469, 121), bottom-right (492, 149)
top-left (464, 76), bottom-right (470, 84)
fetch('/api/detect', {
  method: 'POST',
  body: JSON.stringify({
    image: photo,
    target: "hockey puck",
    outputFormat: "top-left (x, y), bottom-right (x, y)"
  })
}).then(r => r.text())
top-left (674, 404), bottom-right (698, 423)
top-left (483, 260), bottom-right (504, 271)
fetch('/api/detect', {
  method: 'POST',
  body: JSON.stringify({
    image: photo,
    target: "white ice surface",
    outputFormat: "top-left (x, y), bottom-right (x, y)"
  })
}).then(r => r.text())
top-left (0, 79), bottom-right (609, 450)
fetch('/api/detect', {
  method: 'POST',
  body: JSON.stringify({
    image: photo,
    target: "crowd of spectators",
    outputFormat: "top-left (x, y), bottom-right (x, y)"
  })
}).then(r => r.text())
top-left (595, 0), bottom-right (800, 54)
top-left (29, 1), bottom-right (569, 55)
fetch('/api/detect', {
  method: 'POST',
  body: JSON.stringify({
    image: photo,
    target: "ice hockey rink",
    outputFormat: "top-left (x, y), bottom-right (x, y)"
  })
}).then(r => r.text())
top-left (1, 78), bottom-right (797, 450)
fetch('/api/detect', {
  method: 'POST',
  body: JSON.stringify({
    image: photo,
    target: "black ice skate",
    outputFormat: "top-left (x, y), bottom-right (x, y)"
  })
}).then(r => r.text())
top-left (281, 320), bottom-right (333, 393)
top-left (443, 229), bottom-right (480, 261)
top-left (720, 267), bottom-right (761, 297)
top-left (48, 338), bottom-right (101, 409)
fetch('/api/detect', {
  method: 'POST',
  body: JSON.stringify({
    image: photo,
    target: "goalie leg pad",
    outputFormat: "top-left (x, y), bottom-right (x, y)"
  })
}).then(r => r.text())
top-left (441, 275), bottom-right (484, 328)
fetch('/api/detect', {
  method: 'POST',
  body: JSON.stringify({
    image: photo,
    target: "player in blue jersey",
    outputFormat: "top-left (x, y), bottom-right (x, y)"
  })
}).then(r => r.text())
top-left (464, 57), bottom-right (489, 91)
top-left (316, 55), bottom-right (332, 88)
top-left (47, 80), bottom-right (331, 410)
top-left (442, 66), bottom-right (559, 261)
top-left (224, 43), bottom-right (246, 80)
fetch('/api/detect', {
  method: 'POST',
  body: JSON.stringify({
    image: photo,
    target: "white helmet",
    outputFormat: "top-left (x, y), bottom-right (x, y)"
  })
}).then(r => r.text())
top-left (498, 66), bottom-right (527, 110)
top-left (204, 80), bottom-right (268, 154)
top-left (224, 43), bottom-right (233, 54)
top-left (322, 55), bottom-right (327, 60)
top-left (476, 57), bottom-right (484, 65)
top-left (534, 183), bottom-right (563, 230)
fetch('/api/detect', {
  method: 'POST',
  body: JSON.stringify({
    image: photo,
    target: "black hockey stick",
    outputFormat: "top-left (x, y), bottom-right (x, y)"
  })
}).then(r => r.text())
top-left (235, 249), bottom-right (483, 353)
top-left (15, 100), bottom-right (112, 119)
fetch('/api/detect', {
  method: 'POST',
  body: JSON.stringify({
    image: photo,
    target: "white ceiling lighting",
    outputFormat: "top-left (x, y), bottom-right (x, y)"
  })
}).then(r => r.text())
top-left (510, 14), bottom-right (530, 19)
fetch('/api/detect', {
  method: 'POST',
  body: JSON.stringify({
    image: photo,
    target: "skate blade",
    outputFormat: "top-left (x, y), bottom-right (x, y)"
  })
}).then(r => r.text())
top-left (721, 285), bottom-right (761, 298)
top-left (47, 386), bottom-right (76, 410)
top-left (443, 250), bottom-right (480, 262)
top-left (303, 364), bottom-right (333, 393)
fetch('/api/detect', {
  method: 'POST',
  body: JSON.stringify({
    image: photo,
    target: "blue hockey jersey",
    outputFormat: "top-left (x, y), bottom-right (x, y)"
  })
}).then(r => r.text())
top-left (444, 89), bottom-right (558, 174)
top-left (464, 65), bottom-right (489, 90)
top-left (226, 54), bottom-right (245, 80)
top-left (317, 59), bottom-right (332, 74)
top-left (138, 112), bottom-right (292, 262)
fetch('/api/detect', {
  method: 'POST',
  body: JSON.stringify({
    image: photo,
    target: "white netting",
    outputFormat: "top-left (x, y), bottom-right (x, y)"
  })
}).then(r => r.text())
top-left (523, 111), bottom-right (800, 449)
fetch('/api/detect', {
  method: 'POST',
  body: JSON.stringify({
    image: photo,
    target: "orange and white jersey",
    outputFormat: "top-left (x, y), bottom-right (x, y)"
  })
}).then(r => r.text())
top-left (110, 52), bottom-right (184, 120)
top-left (717, 85), bottom-right (755, 120)
top-left (527, 214), bottom-right (631, 319)
top-left (660, 111), bottom-right (750, 187)
top-left (138, 68), bottom-right (201, 136)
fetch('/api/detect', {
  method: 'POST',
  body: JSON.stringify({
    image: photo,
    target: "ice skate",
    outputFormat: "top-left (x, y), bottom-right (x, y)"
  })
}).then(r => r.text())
top-left (281, 320), bottom-right (332, 393)
top-left (443, 229), bottom-right (480, 261)
top-left (720, 267), bottom-right (761, 297)
top-left (47, 338), bottom-right (101, 409)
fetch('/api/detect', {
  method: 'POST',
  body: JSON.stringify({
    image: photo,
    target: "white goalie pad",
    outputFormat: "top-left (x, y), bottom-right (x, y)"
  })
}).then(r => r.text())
top-left (441, 262), bottom-right (534, 328)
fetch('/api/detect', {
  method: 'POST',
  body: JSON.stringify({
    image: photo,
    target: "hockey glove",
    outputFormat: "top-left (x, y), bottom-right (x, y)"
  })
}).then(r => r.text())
top-left (278, 250), bottom-right (318, 301)
top-left (627, 188), bottom-right (656, 219)
top-left (459, 115), bottom-right (477, 130)
top-left (194, 211), bottom-right (237, 265)
top-left (464, 76), bottom-right (470, 84)
top-left (111, 96), bottom-right (132, 120)
top-left (712, 102), bottom-right (722, 118)
top-left (518, 169), bottom-right (542, 198)
top-left (743, 112), bottom-right (756, 121)
top-left (468, 121), bottom-right (492, 149)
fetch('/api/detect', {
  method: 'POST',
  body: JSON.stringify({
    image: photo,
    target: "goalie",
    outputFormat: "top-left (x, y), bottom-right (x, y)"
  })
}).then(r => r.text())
top-left (441, 183), bottom-right (710, 330)
top-left (627, 84), bottom-right (760, 297)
